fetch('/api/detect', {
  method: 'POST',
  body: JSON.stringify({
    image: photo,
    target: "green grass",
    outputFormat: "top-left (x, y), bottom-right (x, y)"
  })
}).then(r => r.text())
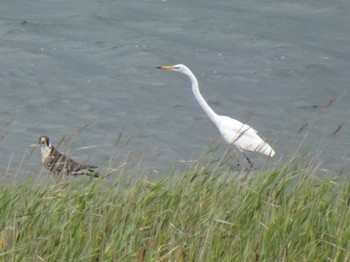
top-left (0, 159), bottom-right (350, 261)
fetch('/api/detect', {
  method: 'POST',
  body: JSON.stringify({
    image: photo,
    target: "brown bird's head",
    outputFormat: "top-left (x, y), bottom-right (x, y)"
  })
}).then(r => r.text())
top-left (38, 136), bottom-right (51, 148)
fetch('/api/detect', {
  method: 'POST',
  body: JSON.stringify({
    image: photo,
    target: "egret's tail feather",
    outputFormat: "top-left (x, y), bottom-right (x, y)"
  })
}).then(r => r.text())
top-left (256, 143), bottom-right (275, 157)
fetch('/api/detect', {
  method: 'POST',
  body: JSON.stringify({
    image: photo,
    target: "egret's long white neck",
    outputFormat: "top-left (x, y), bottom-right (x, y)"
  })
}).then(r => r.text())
top-left (185, 69), bottom-right (219, 123)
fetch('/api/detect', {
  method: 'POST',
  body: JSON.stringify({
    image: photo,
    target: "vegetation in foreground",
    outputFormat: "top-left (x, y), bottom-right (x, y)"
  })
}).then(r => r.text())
top-left (0, 157), bottom-right (349, 261)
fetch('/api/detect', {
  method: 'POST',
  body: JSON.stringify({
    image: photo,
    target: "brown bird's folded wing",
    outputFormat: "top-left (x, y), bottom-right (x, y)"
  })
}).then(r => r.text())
top-left (46, 147), bottom-right (99, 177)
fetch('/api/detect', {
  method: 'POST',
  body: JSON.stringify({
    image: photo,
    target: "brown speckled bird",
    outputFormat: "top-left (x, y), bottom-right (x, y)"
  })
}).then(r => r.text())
top-left (38, 136), bottom-right (99, 177)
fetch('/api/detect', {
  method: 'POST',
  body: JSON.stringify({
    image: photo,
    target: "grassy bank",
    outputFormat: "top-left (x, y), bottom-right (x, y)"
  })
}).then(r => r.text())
top-left (0, 159), bottom-right (349, 261)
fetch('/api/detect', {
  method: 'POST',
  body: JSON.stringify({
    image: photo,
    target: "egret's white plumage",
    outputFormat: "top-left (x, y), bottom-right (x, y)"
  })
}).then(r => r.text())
top-left (157, 64), bottom-right (275, 159)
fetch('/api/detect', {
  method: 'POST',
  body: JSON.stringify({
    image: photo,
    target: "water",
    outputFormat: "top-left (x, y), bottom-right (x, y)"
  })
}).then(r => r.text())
top-left (0, 0), bottom-right (349, 177)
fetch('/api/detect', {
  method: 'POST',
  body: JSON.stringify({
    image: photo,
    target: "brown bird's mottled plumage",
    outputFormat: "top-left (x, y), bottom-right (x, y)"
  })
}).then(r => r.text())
top-left (38, 136), bottom-right (99, 177)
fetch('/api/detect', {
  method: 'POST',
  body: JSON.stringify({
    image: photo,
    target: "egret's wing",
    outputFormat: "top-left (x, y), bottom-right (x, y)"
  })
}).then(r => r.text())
top-left (216, 116), bottom-right (255, 143)
top-left (216, 116), bottom-right (275, 156)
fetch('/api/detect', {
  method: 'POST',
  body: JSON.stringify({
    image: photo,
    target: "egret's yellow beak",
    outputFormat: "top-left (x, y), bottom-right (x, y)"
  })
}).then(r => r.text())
top-left (156, 65), bottom-right (175, 70)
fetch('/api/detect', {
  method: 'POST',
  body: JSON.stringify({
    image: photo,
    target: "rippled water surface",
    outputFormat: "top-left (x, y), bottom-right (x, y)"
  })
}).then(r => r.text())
top-left (1, 0), bottom-right (349, 177)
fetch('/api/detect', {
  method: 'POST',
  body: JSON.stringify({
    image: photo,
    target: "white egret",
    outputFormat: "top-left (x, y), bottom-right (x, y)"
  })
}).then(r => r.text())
top-left (157, 64), bottom-right (275, 166)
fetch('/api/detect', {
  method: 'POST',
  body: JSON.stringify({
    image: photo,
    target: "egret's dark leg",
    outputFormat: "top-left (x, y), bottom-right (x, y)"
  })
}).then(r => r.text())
top-left (242, 152), bottom-right (254, 169)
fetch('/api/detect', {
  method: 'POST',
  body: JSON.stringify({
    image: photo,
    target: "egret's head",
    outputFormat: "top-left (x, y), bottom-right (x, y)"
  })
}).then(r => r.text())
top-left (157, 64), bottom-right (189, 73)
top-left (38, 136), bottom-right (51, 148)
